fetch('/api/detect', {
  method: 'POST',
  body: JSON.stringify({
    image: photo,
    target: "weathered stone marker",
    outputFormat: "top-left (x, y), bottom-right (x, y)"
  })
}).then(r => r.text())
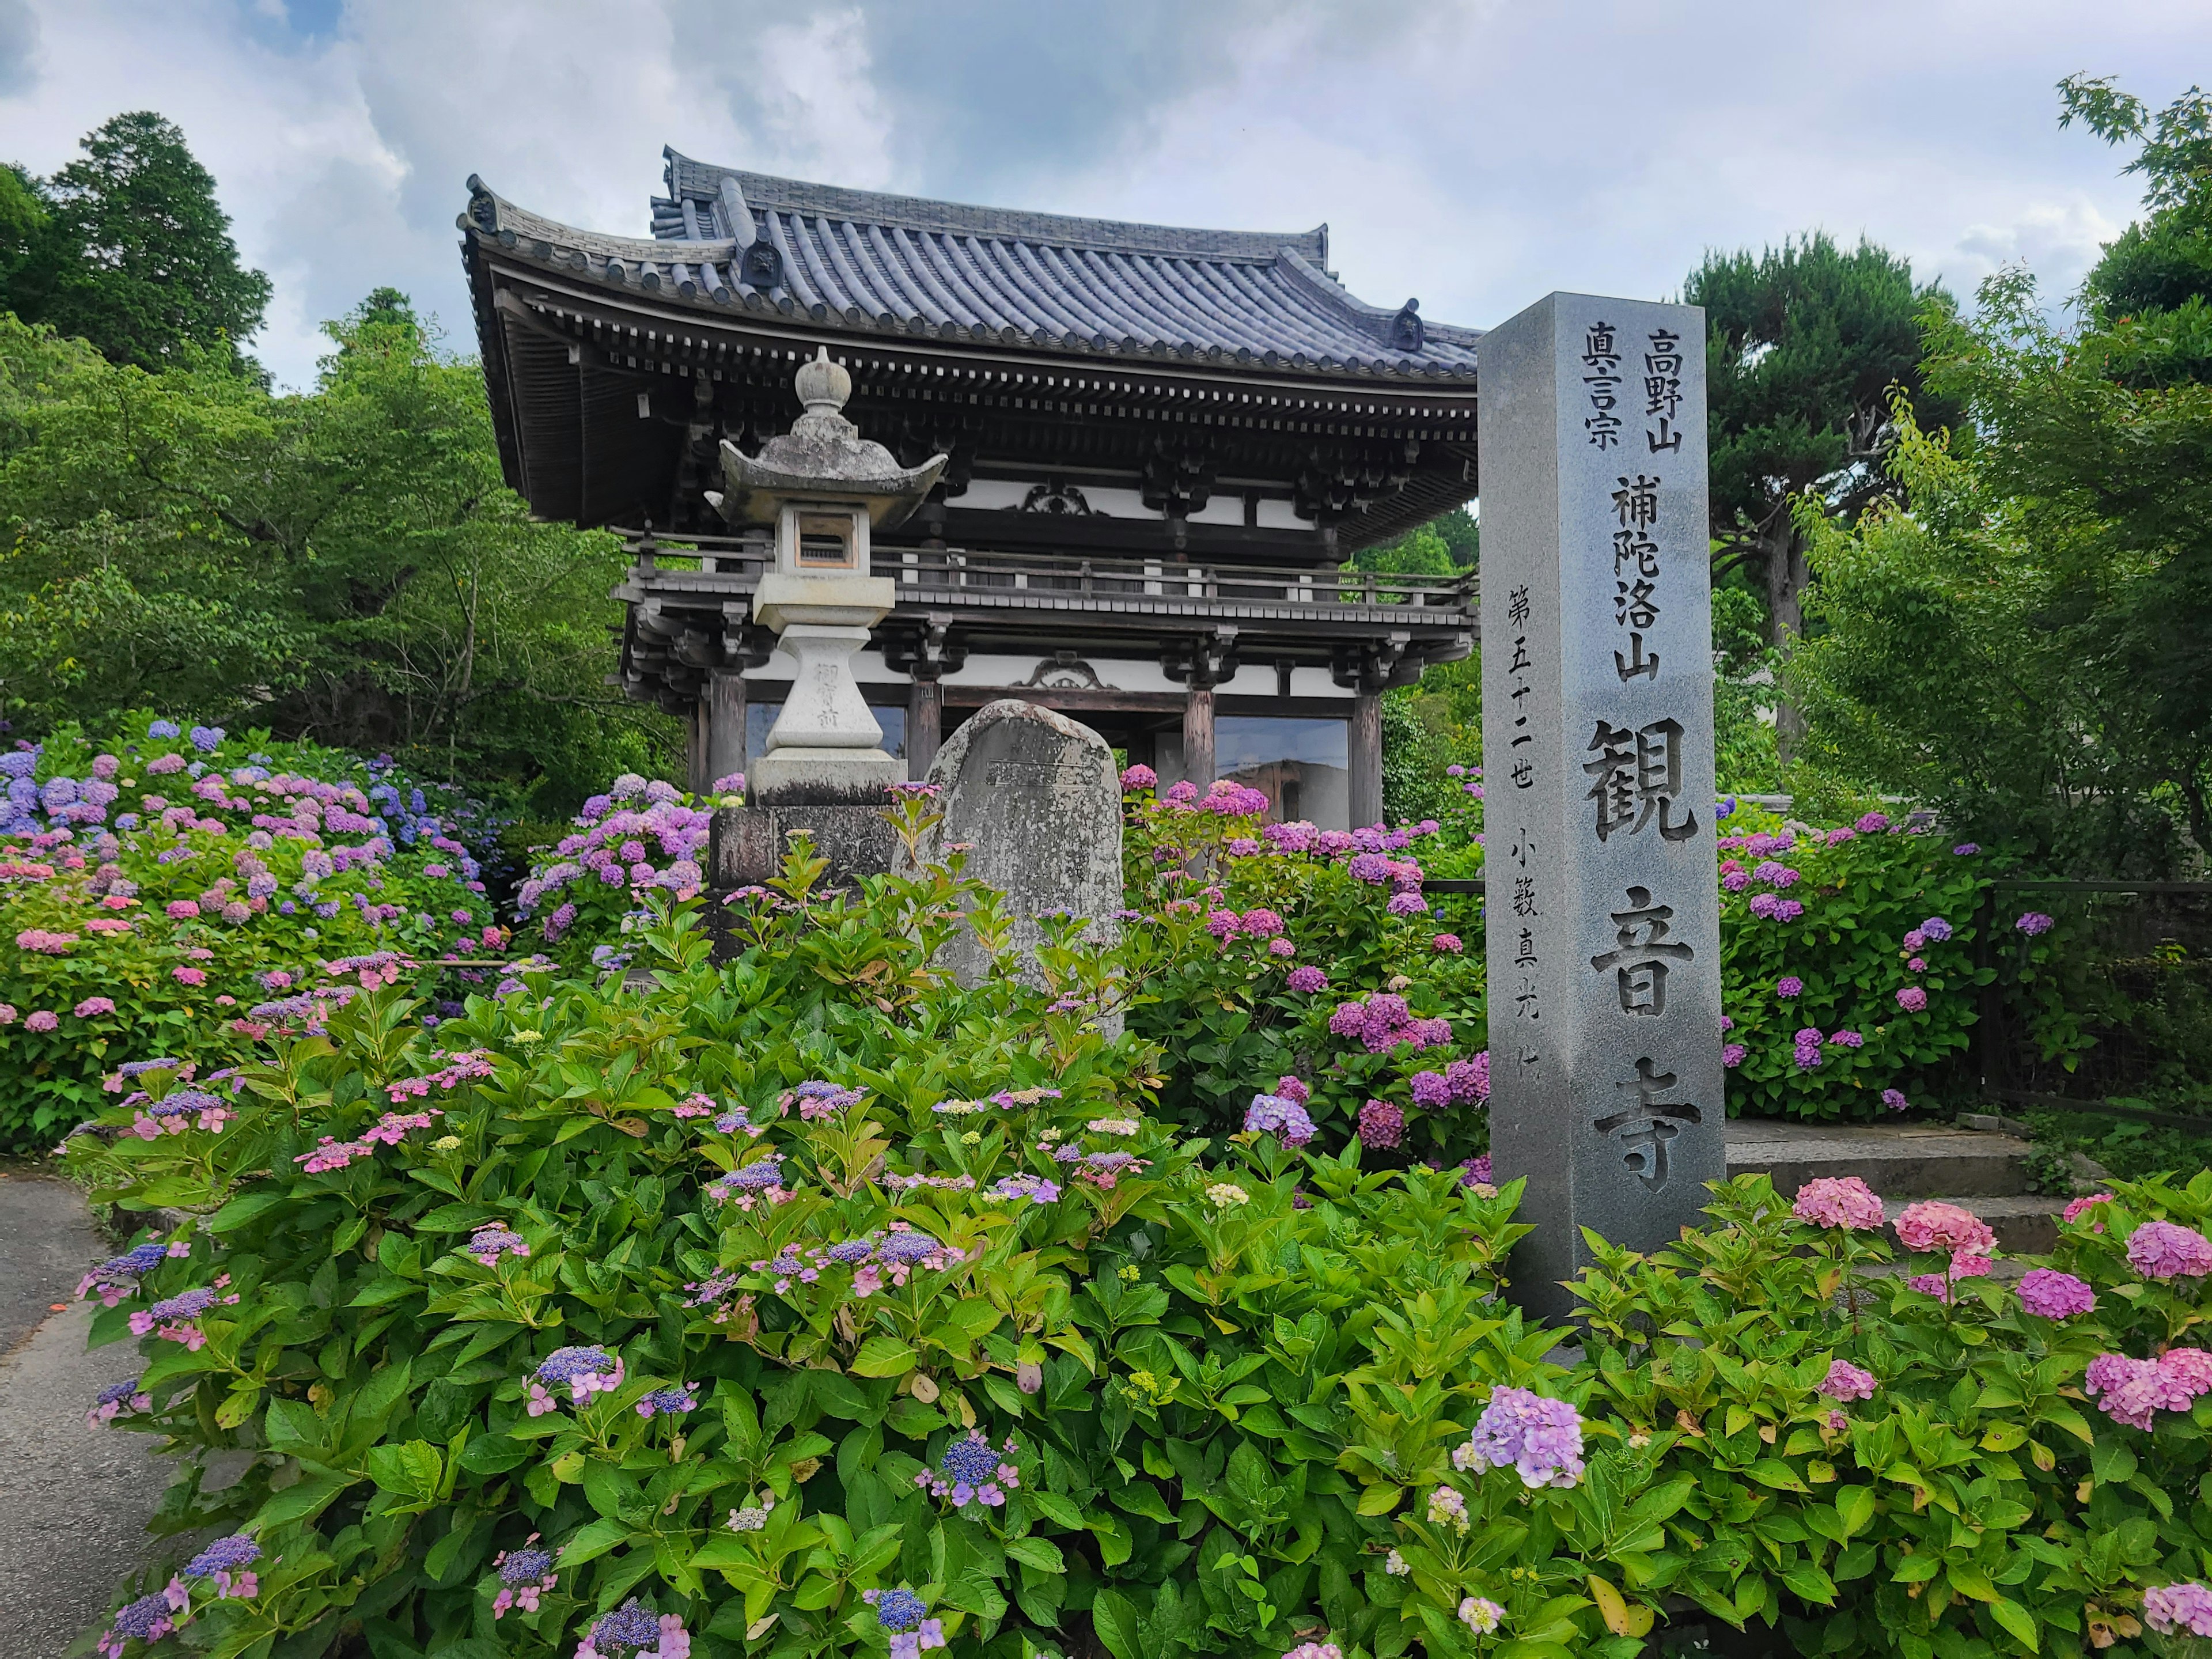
top-left (1479, 293), bottom-right (1723, 1321)
top-left (899, 700), bottom-right (1122, 1001)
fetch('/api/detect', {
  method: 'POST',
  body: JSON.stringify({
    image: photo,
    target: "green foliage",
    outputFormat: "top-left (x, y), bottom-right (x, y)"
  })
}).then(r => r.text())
top-left (1691, 233), bottom-right (1957, 594)
top-left (1573, 1172), bottom-right (2212, 1659)
top-left (1794, 84), bottom-right (2212, 874)
top-left (1115, 786), bottom-right (1486, 1158)
top-left (0, 715), bottom-right (506, 1147)
top-left (59, 862), bottom-right (2212, 1659)
top-left (1715, 807), bottom-right (2005, 1119)
top-left (0, 301), bottom-right (671, 808)
top-left (1353, 507), bottom-right (1477, 577)
top-left (513, 777), bottom-right (734, 972)
top-left (3, 112), bottom-right (271, 372)
top-left (2063, 75), bottom-right (2212, 338)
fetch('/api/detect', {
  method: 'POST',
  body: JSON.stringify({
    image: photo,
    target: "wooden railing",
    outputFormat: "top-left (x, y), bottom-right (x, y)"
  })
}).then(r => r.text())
top-left (623, 531), bottom-right (1475, 615)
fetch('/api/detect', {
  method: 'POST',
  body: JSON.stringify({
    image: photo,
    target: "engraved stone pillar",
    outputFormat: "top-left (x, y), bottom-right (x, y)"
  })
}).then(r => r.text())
top-left (1182, 687), bottom-right (1215, 790)
top-left (1349, 692), bottom-right (1383, 827)
top-left (1479, 292), bottom-right (1722, 1322)
top-left (706, 668), bottom-right (747, 791)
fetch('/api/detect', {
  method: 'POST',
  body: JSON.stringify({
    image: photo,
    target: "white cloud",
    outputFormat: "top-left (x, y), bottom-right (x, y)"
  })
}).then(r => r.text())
top-left (0, 0), bottom-right (2203, 388)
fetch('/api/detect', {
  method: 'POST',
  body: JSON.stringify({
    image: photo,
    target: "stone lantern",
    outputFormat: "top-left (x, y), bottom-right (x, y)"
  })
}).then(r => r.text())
top-left (706, 347), bottom-right (945, 804)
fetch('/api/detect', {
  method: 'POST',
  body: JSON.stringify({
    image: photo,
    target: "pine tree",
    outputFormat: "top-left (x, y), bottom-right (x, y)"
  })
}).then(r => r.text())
top-left (6, 112), bottom-right (271, 372)
top-left (1687, 234), bottom-right (1956, 759)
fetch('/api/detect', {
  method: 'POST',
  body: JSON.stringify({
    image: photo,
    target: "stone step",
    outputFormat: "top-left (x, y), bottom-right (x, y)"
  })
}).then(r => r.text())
top-left (1725, 1119), bottom-right (2034, 1199)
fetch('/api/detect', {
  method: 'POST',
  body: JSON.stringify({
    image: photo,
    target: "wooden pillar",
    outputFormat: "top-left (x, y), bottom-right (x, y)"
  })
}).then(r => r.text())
top-left (1183, 686), bottom-right (1216, 790)
top-left (685, 698), bottom-right (710, 794)
top-left (705, 669), bottom-right (747, 791)
top-left (907, 677), bottom-right (942, 780)
top-left (1350, 691), bottom-right (1383, 827)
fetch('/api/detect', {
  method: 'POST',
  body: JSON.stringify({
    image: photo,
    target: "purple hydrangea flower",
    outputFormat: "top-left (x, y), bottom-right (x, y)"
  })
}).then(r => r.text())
top-left (1357, 1099), bottom-right (1405, 1148)
top-left (1244, 1092), bottom-right (1316, 1147)
top-left (1453, 1386), bottom-right (1585, 1487)
top-left (586, 1599), bottom-right (666, 1654)
top-left (183, 1533), bottom-right (261, 1578)
top-left (2016, 1268), bottom-right (2096, 1319)
top-left (2017, 912), bottom-right (2054, 935)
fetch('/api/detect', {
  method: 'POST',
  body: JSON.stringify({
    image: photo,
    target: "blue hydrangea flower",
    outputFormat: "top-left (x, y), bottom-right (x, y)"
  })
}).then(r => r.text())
top-left (110, 1591), bottom-right (176, 1640)
top-left (100, 1243), bottom-right (171, 1277)
top-left (588, 1599), bottom-right (664, 1652)
top-left (878, 1232), bottom-right (941, 1265)
top-left (535, 1345), bottom-right (618, 1385)
top-left (940, 1431), bottom-right (999, 1486)
top-left (826, 1238), bottom-right (874, 1264)
top-left (147, 720), bottom-right (180, 739)
top-left (873, 1589), bottom-right (927, 1633)
top-left (183, 1534), bottom-right (260, 1578)
top-left (498, 1545), bottom-right (555, 1584)
top-left (188, 726), bottom-right (225, 753)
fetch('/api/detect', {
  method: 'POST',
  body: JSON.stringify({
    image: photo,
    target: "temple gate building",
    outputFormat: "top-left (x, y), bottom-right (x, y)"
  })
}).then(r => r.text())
top-left (461, 150), bottom-right (1482, 828)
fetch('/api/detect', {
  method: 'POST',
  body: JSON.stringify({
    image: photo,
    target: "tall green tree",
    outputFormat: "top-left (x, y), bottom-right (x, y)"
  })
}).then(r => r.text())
top-left (0, 295), bottom-right (672, 807)
top-left (1792, 79), bottom-right (2212, 874)
top-left (3, 112), bottom-right (270, 372)
top-left (1687, 233), bottom-right (1956, 759)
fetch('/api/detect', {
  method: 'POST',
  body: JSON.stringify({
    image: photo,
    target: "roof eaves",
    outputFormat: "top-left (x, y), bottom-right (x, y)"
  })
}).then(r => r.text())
top-left (464, 179), bottom-right (1479, 387)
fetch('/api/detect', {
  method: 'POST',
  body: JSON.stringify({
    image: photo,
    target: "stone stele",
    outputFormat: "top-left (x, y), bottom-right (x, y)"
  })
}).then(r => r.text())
top-left (897, 699), bottom-right (1122, 995)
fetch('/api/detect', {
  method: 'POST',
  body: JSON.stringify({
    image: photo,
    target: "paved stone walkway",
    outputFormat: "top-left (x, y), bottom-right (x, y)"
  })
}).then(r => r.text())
top-left (0, 1172), bottom-right (171, 1658)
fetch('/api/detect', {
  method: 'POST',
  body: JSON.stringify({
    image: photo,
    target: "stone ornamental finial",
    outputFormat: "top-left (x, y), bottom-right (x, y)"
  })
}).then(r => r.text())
top-left (793, 346), bottom-right (850, 419)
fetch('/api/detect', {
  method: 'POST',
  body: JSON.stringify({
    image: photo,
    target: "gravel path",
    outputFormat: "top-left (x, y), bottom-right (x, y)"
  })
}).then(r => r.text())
top-left (0, 1172), bottom-right (172, 1657)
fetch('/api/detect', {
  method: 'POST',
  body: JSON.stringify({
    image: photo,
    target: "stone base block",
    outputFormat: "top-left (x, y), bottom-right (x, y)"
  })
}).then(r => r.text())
top-left (709, 802), bottom-right (897, 891)
top-left (750, 747), bottom-right (899, 805)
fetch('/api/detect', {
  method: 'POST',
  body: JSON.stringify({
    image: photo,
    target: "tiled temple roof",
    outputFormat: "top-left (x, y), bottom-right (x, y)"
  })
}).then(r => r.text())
top-left (458, 150), bottom-right (1480, 384)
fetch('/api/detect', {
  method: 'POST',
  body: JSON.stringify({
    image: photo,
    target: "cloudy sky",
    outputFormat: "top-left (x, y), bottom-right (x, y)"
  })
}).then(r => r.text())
top-left (0, 0), bottom-right (2198, 389)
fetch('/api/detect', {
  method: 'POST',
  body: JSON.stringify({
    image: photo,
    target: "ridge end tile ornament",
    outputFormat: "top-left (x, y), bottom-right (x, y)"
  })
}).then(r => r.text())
top-left (709, 347), bottom-right (947, 805)
top-left (1478, 293), bottom-right (1724, 1323)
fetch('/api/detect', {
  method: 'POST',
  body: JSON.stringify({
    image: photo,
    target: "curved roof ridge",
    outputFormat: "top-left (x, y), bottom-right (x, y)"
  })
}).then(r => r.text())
top-left (662, 147), bottom-right (1324, 266)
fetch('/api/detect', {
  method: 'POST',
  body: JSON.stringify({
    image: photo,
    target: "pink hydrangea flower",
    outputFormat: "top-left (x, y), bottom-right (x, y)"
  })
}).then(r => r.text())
top-left (25, 1009), bottom-right (57, 1032)
top-left (2016, 1268), bottom-right (2096, 1319)
top-left (1118, 764), bottom-right (1156, 791)
top-left (2127, 1219), bottom-right (2212, 1281)
top-left (2086, 1350), bottom-right (2210, 1430)
top-left (1895, 1200), bottom-right (1996, 1256)
top-left (74, 997), bottom-right (117, 1018)
top-left (1357, 1099), bottom-right (1406, 1149)
top-left (2145, 1584), bottom-right (2212, 1638)
top-left (2063, 1192), bottom-right (2113, 1228)
top-left (1432, 933), bottom-right (1463, 953)
top-left (173, 967), bottom-right (207, 987)
top-left (1895, 986), bottom-right (1927, 1012)
top-left (166, 899), bottom-right (200, 919)
top-left (1286, 965), bottom-right (1327, 994)
top-left (1820, 1359), bottom-right (1876, 1402)
top-left (1792, 1176), bottom-right (1885, 1231)
top-left (1721, 1043), bottom-right (1747, 1068)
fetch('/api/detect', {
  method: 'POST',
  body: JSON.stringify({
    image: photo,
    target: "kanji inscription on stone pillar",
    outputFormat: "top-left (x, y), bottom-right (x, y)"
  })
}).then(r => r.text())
top-left (1478, 292), bottom-right (1724, 1321)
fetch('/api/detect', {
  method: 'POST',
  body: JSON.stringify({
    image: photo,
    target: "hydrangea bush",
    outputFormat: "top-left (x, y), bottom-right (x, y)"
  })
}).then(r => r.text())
top-left (1113, 771), bottom-right (1490, 1158)
top-left (1715, 803), bottom-right (2086, 1120)
top-left (0, 716), bottom-right (508, 1148)
top-left (512, 775), bottom-right (731, 972)
top-left (63, 820), bottom-right (2212, 1659)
